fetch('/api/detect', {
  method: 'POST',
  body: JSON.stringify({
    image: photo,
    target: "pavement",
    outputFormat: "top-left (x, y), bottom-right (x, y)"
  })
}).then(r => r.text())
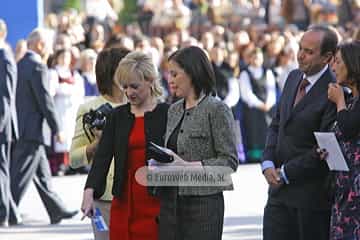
top-left (0, 163), bottom-right (268, 240)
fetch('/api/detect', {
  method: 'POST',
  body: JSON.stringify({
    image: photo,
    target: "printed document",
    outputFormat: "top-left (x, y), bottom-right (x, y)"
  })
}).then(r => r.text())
top-left (314, 132), bottom-right (349, 171)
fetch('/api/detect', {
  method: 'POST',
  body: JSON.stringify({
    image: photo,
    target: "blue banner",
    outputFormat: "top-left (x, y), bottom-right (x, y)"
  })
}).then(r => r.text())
top-left (1, 0), bottom-right (44, 49)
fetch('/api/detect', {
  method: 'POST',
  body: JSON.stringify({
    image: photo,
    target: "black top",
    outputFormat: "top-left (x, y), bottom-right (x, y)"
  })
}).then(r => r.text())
top-left (85, 102), bottom-right (169, 198)
top-left (243, 67), bottom-right (268, 102)
top-left (167, 102), bottom-right (202, 154)
top-left (166, 112), bottom-right (184, 154)
top-left (337, 95), bottom-right (360, 140)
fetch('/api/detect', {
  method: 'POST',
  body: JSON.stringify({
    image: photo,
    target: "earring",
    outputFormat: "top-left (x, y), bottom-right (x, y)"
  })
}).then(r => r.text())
top-left (150, 85), bottom-right (155, 95)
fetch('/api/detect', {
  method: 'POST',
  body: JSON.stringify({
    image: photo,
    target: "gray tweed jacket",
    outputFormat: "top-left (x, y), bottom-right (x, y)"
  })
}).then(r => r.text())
top-left (165, 96), bottom-right (238, 196)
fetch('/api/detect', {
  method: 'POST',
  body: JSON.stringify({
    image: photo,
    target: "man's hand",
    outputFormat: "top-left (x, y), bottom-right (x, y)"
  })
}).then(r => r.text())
top-left (316, 147), bottom-right (328, 161)
top-left (263, 167), bottom-right (281, 187)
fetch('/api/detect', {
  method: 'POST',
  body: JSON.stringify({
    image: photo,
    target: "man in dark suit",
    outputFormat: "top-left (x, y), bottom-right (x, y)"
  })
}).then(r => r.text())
top-left (0, 19), bottom-right (21, 227)
top-left (9, 28), bottom-right (77, 225)
top-left (261, 25), bottom-right (339, 240)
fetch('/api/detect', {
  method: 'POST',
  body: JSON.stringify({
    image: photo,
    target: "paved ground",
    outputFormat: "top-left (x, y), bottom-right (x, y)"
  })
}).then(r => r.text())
top-left (0, 163), bottom-right (268, 240)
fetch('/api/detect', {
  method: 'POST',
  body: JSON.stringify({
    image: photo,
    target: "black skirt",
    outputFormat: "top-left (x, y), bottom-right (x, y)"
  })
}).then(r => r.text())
top-left (158, 187), bottom-right (224, 240)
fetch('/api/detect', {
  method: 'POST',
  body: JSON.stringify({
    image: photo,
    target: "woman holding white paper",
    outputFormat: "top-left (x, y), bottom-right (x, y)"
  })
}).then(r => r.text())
top-left (325, 41), bottom-right (360, 240)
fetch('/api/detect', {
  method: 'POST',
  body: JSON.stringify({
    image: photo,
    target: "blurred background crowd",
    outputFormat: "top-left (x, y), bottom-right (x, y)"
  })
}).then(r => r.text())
top-left (2, 0), bottom-right (360, 176)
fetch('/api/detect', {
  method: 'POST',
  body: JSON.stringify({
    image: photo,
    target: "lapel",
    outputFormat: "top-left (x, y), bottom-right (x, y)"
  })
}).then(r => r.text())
top-left (21, 52), bottom-right (33, 65)
top-left (26, 51), bottom-right (42, 64)
top-left (285, 69), bottom-right (331, 124)
top-left (283, 71), bottom-right (303, 124)
top-left (24, 51), bottom-right (33, 59)
top-left (165, 99), bottom-right (185, 145)
top-left (116, 104), bottom-right (134, 145)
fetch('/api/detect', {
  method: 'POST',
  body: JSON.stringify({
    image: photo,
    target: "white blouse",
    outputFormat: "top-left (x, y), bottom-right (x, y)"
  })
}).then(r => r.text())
top-left (239, 65), bottom-right (276, 109)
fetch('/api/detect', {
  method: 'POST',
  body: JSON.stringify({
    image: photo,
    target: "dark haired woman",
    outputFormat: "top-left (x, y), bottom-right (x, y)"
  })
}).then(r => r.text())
top-left (154, 46), bottom-right (238, 240)
top-left (70, 48), bottom-right (130, 240)
top-left (327, 41), bottom-right (360, 239)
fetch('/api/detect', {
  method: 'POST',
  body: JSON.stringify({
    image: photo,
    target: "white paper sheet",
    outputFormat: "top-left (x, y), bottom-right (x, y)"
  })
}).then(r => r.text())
top-left (314, 132), bottom-right (349, 171)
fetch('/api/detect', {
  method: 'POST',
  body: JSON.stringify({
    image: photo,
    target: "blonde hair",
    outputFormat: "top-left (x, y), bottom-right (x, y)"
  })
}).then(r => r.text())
top-left (115, 51), bottom-right (163, 98)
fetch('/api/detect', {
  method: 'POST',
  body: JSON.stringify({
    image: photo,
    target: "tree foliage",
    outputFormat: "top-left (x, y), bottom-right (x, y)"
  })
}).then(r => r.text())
top-left (119, 0), bottom-right (137, 25)
top-left (63, 0), bottom-right (81, 11)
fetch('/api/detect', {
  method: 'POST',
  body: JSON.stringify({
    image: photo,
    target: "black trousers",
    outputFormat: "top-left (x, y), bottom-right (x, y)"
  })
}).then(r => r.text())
top-left (263, 202), bottom-right (330, 240)
top-left (158, 188), bottom-right (224, 240)
top-left (9, 140), bottom-right (69, 221)
top-left (0, 142), bottom-right (19, 223)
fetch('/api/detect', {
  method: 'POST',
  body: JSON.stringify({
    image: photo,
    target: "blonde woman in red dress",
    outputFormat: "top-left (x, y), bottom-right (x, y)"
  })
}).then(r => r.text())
top-left (81, 51), bottom-right (168, 240)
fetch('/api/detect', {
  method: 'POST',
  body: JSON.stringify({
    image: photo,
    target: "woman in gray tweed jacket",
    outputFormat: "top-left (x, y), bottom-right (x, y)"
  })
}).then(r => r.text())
top-left (152, 46), bottom-right (238, 240)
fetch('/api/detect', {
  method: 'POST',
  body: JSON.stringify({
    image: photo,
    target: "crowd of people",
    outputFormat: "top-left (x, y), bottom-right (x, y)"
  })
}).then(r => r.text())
top-left (3, 0), bottom-right (360, 175)
top-left (0, 0), bottom-right (360, 240)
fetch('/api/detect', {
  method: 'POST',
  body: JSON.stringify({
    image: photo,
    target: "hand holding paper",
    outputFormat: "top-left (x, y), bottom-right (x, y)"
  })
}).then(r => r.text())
top-left (147, 143), bottom-right (201, 168)
top-left (314, 132), bottom-right (349, 171)
top-left (148, 142), bottom-right (174, 163)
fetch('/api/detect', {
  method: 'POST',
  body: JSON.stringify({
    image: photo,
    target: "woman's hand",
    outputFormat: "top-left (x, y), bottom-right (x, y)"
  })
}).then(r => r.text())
top-left (85, 129), bottom-right (103, 161)
top-left (328, 83), bottom-right (346, 111)
top-left (91, 128), bottom-right (103, 139)
top-left (148, 148), bottom-right (202, 167)
top-left (81, 188), bottom-right (95, 220)
top-left (163, 148), bottom-right (202, 167)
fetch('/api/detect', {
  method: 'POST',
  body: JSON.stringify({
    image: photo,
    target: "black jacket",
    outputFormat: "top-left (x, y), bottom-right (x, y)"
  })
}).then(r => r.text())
top-left (85, 102), bottom-right (169, 198)
top-left (0, 48), bottom-right (18, 143)
top-left (16, 52), bottom-right (59, 146)
top-left (262, 68), bottom-right (336, 210)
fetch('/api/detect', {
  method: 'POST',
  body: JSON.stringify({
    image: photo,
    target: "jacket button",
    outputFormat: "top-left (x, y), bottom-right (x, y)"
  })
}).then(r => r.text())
top-left (180, 129), bottom-right (184, 133)
top-left (186, 112), bottom-right (190, 116)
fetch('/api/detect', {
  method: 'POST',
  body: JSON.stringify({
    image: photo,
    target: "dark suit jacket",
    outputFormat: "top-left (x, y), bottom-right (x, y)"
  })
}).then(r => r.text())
top-left (85, 103), bottom-right (169, 199)
top-left (0, 48), bottom-right (18, 143)
top-left (262, 68), bottom-right (336, 210)
top-left (16, 52), bottom-right (59, 146)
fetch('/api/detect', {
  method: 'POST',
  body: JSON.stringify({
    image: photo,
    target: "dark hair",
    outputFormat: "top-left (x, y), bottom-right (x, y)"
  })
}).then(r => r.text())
top-left (168, 46), bottom-right (216, 98)
top-left (308, 24), bottom-right (339, 56)
top-left (338, 41), bottom-right (360, 92)
top-left (95, 48), bottom-right (130, 95)
top-left (47, 48), bottom-right (71, 68)
top-left (104, 34), bottom-right (123, 49)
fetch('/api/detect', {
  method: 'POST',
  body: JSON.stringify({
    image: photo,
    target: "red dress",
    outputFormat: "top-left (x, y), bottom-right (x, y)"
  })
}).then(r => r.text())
top-left (110, 117), bottom-right (160, 240)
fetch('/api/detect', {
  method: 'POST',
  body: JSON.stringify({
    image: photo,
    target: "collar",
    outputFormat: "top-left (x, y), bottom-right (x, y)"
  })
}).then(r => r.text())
top-left (100, 95), bottom-right (123, 108)
top-left (183, 93), bottom-right (207, 110)
top-left (248, 65), bottom-right (263, 72)
top-left (304, 65), bottom-right (328, 86)
top-left (125, 102), bottom-right (163, 118)
top-left (27, 50), bottom-right (43, 63)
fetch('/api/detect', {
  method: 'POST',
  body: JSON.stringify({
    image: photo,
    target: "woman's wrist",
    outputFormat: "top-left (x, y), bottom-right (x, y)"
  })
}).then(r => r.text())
top-left (85, 140), bottom-right (99, 161)
top-left (336, 98), bottom-right (346, 112)
top-left (186, 161), bottom-right (202, 166)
